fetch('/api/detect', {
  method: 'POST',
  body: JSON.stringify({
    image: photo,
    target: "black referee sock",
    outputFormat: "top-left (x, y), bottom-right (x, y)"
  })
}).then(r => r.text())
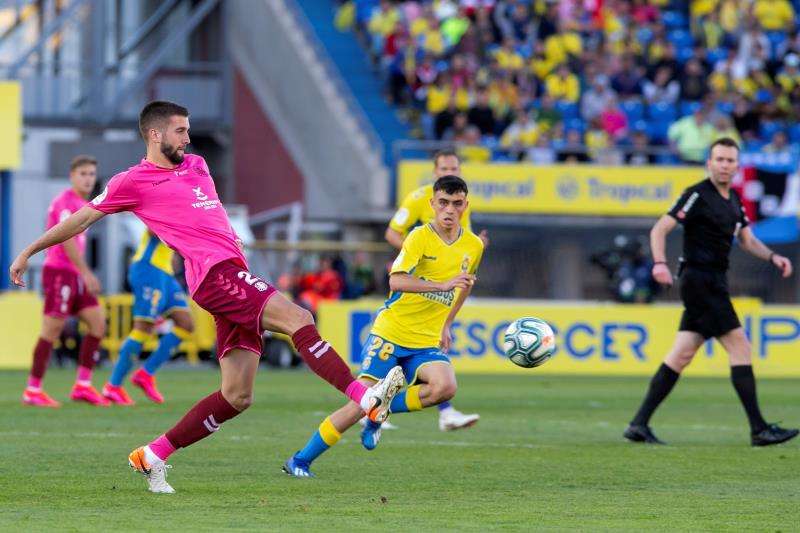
top-left (730, 365), bottom-right (768, 434)
top-left (631, 363), bottom-right (681, 426)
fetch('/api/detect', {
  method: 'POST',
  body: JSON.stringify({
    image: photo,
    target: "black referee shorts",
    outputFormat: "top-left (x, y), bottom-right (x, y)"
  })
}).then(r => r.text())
top-left (678, 267), bottom-right (741, 340)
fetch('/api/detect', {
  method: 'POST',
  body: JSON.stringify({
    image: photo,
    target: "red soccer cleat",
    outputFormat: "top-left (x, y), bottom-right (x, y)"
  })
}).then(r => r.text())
top-left (131, 369), bottom-right (164, 404)
top-left (22, 388), bottom-right (61, 408)
top-left (70, 383), bottom-right (110, 406)
top-left (102, 383), bottom-right (135, 406)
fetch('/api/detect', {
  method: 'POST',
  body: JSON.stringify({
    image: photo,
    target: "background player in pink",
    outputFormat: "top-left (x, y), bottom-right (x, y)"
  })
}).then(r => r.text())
top-left (22, 155), bottom-right (108, 408)
top-left (9, 101), bottom-right (404, 494)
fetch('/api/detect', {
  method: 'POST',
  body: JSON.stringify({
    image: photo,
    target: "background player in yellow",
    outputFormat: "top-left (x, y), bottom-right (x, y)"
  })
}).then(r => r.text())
top-left (102, 230), bottom-right (195, 405)
top-left (384, 149), bottom-right (486, 431)
top-left (284, 175), bottom-right (484, 477)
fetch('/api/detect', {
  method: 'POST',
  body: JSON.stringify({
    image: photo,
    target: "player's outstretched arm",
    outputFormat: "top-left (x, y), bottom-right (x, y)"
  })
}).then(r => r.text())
top-left (738, 226), bottom-right (793, 278)
top-left (62, 237), bottom-right (102, 295)
top-left (9, 206), bottom-right (106, 287)
top-left (650, 214), bottom-right (678, 286)
top-left (389, 272), bottom-right (475, 294)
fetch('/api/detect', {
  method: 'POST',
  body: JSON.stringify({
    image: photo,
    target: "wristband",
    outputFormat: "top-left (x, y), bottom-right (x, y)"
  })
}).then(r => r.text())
top-left (769, 253), bottom-right (776, 263)
top-left (653, 261), bottom-right (667, 265)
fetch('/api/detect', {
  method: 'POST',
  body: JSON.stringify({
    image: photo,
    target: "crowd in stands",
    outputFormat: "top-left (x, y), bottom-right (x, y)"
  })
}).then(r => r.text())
top-left (337, 0), bottom-right (800, 164)
top-left (277, 253), bottom-right (378, 313)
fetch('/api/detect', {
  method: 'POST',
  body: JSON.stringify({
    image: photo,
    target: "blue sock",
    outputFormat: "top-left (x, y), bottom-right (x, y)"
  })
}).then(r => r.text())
top-left (437, 401), bottom-right (452, 412)
top-left (296, 417), bottom-right (341, 464)
top-left (390, 392), bottom-right (410, 413)
top-left (143, 332), bottom-right (181, 375)
top-left (110, 337), bottom-right (143, 386)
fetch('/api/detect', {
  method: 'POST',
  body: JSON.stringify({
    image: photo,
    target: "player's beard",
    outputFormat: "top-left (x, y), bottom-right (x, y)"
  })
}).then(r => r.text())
top-left (161, 141), bottom-right (185, 164)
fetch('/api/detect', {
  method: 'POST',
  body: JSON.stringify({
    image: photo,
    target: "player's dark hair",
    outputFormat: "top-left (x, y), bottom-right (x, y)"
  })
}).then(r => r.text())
top-left (139, 101), bottom-right (189, 141)
top-left (709, 137), bottom-right (740, 154)
top-left (69, 154), bottom-right (97, 171)
top-left (433, 175), bottom-right (468, 196)
top-left (433, 148), bottom-right (460, 167)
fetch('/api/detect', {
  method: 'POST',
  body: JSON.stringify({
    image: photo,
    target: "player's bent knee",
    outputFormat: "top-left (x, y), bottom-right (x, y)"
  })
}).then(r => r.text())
top-left (429, 380), bottom-right (457, 404)
top-left (226, 392), bottom-right (253, 412)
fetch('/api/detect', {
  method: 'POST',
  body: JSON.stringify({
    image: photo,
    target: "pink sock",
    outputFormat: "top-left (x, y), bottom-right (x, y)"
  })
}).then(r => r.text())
top-left (345, 381), bottom-right (367, 404)
top-left (27, 376), bottom-right (42, 389)
top-left (148, 434), bottom-right (176, 461)
top-left (76, 365), bottom-right (92, 383)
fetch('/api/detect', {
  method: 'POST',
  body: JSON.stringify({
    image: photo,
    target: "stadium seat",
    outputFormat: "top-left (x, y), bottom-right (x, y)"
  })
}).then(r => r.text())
top-left (667, 29), bottom-right (693, 50)
top-left (647, 121), bottom-right (670, 143)
top-left (766, 32), bottom-right (788, 59)
top-left (788, 123), bottom-right (800, 143)
top-left (706, 48), bottom-right (729, 65)
top-left (555, 101), bottom-right (579, 120)
top-left (662, 11), bottom-right (687, 30)
top-left (716, 101), bottom-right (735, 115)
top-left (647, 102), bottom-right (677, 122)
top-left (620, 100), bottom-right (644, 121)
top-left (656, 153), bottom-right (681, 165)
top-left (679, 100), bottom-right (702, 117)
top-left (760, 121), bottom-right (785, 140)
top-left (566, 117), bottom-right (585, 133)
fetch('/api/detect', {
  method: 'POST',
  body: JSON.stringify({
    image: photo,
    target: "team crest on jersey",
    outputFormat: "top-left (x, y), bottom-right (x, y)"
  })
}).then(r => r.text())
top-left (461, 255), bottom-right (470, 272)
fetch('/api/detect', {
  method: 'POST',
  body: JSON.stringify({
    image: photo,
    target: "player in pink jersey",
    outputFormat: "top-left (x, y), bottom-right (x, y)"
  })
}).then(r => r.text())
top-left (9, 101), bottom-right (404, 494)
top-left (22, 155), bottom-right (109, 408)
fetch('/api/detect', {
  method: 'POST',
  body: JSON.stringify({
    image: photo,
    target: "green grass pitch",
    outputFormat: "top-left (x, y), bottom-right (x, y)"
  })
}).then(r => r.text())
top-left (0, 368), bottom-right (798, 531)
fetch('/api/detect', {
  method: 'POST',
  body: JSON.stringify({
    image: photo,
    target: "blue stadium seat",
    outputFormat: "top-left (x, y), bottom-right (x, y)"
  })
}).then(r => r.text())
top-left (566, 117), bottom-right (585, 133)
top-left (679, 100), bottom-right (702, 116)
top-left (656, 153), bottom-right (681, 165)
top-left (789, 123), bottom-right (800, 143)
top-left (620, 100), bottom-right (644, 121)
top-left (668, 29), bottom-right (693, 50)
top-left (662, 11), bottom-right (687, 29)
top-left (716, 101), bottom-right (735, 115)
top-left (760, 121), bottom-right (785, 140)
top-left (706, 48), bottom-right (729, 65)
top-left (647, 102), bottom-right (677, 122)
top-left (676, 47), bottom-right (695, 64)
top-left (766, 32), bottom-right (787, 59)
top-left (555, 101), bottom-right (579, 120)
top-left (636, 27), bottom-right (654, 45)
top-left (647, 121), bottom-right (670, 143)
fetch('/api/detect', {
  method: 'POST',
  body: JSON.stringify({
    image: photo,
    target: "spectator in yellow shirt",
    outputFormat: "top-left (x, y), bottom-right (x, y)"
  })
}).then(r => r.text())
top-left (494, 37), bottom-right (525, 71)
top-left (752, 0), bottom-right (796, 31)
top-left (545, 64), bottom-right (580, 103)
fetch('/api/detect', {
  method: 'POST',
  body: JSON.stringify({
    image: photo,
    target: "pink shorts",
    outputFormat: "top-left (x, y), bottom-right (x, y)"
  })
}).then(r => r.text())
top-left (42, 266), bottom-right (99, 318)
top-left (192, 259), bottom-right (277, 359)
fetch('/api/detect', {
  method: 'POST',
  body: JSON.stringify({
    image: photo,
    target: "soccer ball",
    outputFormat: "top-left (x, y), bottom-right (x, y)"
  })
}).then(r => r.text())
top-left (504, 317), bottom-right (556, 368)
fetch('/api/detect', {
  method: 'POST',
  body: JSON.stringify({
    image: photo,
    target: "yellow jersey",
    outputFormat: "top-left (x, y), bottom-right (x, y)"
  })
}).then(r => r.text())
top-left (131, 231), bottom-right (175, 275)
top-left (372, 224), bottom-right (484, 349)
top-left (389, 184), bottom-right (473, 235)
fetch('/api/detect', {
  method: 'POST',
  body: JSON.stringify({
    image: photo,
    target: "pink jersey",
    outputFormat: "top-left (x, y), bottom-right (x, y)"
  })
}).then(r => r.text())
top-left (43, 188), bottom-right (89, 273)
top-left (88, 154), bottom-right (246, 294)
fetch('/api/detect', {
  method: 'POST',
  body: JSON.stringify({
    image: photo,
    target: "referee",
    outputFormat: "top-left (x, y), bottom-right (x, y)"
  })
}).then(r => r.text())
top-left (624, 137), bottom-right (799, 446)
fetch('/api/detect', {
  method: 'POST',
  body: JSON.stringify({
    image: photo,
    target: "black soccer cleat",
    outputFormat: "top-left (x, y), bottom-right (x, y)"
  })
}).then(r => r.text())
top-left (623, 424), bottom-right (666, 444)
top-left (751, 424), bottom-right (799, 447)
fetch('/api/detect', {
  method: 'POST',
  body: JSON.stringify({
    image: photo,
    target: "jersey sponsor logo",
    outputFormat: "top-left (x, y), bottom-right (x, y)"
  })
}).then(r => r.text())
top-left (91, 186), bottom-right (108, 206)
top-left (420, 288), bottom-right (455, 306)
top-left (191, 185), bottom-right (220, 210)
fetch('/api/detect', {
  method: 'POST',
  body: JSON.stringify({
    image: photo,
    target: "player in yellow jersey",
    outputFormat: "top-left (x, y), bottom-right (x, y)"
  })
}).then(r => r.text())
top-left (385, 148), bottom-right (486, 431)
top-left (102, 230), bottom-right (194, 405)
top-left (284, 176), bottom-right (483, 477)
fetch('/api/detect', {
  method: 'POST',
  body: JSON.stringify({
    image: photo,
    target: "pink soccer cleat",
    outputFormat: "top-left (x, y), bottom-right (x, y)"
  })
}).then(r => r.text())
top-left (70, 383), bottom-right (110, 406)
top-left (131, 369), bottom-right (164, 404)
top-left (102, 383), bottom-right (135, 406)
top-left (22, 388), bottom-right (61, 408)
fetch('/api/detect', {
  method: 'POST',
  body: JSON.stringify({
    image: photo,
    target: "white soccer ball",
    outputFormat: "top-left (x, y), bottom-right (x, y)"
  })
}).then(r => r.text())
top-left (504, 317), bottom-right (556, 368)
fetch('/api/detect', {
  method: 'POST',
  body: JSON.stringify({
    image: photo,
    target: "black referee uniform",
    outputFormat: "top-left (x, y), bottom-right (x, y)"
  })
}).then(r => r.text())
top-left (668, 178), bottom-right (746, 339)
top-left (625, 178), bottom-right (798, 446)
